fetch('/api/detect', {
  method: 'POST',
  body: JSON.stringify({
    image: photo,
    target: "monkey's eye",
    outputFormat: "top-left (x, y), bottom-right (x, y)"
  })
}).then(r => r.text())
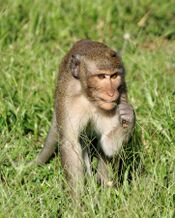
top-left (97, 74), bottom-right (106, 79)
top-left (111, 73), bottom-right (118, 79)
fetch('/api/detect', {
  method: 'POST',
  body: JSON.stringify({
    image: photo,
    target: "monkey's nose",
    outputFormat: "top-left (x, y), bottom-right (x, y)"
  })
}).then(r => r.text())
top-left (107, 89), bottom-right (115, 97)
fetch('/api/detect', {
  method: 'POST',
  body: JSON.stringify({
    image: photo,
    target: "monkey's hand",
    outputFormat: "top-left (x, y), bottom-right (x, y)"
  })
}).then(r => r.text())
top-left (118, 102), bottom-right (135, 128)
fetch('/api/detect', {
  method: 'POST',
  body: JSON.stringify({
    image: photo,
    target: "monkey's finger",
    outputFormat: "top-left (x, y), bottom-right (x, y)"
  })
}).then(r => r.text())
top-left (119, 106), bottom-right (134, 114)
top-left (122, 119), bottom-right (129, 128)
top-left (119, 112), bottom-right (132, 118)
top-left (106, 180), bottom-right (113, 187)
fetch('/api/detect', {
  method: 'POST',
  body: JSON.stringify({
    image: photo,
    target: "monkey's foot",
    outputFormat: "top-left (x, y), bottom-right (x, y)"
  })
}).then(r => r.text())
top-left (106, 180), bottom-right (113, 187)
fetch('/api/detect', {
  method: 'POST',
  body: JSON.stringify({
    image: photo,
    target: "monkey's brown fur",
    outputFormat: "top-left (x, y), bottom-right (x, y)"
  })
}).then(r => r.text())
top-left (35, 39), bottom-right (135, 197)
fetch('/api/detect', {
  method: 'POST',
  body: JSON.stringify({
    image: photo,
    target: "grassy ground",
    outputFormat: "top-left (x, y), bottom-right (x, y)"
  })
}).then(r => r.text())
top-left (0, 0), bottom-right (175, 217)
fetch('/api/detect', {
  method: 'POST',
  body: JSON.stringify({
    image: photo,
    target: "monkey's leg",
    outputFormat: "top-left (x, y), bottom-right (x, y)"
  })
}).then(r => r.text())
top-left (99, 126), bottom-right (130, 186)
top-left (35, 112), bottom-right (58, 165)
top-left (83, 149), bottom-right (92, 175)
top-left (97, 156), bottom-right (113, 187)
top-left (60, 138), bottom-right (84, 198)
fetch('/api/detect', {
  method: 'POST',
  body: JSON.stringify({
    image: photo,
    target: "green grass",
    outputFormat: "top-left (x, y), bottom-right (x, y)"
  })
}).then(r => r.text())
top-left (0, 0), bottom-right (175, 217)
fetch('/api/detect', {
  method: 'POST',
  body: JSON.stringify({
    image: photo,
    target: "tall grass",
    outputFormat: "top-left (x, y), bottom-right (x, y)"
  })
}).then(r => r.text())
top-left (0, 0), bottom-right (175, 217)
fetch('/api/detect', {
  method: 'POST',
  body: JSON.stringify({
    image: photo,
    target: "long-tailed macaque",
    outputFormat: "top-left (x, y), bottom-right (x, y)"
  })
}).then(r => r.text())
top-left (35, 39), bottom-right (135, 197)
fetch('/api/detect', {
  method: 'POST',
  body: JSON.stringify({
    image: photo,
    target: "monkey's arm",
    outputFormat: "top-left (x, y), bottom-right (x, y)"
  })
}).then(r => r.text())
top-left (60, 126), bottom-right (85, 198)
top-left (99, 100), bottom-right (135, 186)
top-left (118, 81), bottom-right (128, 103)
top-left (118, 82), bottom-right (135, 129)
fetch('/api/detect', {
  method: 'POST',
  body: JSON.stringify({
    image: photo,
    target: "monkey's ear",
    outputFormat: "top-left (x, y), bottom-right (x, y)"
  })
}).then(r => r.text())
top-left (70, 54), bottom-right (81, 79)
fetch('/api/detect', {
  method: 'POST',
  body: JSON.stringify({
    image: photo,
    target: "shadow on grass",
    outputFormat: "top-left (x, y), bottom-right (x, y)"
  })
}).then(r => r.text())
top-left (117, 126), bottom-right (144, 186)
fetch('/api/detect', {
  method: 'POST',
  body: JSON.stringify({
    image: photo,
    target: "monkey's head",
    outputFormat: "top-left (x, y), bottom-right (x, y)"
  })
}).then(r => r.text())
top-left (70, 42), bottom-right (125, 111)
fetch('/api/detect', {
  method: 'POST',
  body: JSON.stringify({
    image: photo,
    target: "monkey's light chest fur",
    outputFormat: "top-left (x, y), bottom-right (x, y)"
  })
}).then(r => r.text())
top-left (64, 79), bottom-right (127, 157)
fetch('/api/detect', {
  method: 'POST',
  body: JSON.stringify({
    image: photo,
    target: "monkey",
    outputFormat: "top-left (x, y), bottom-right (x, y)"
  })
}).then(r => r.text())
top-left (34, 39), bottom-right (135, 197)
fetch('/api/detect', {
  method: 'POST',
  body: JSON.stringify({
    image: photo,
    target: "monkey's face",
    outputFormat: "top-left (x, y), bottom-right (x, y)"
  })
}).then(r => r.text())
top-left (87, 70), bottom-right (122, 111)
top-left (70, 46), bottom-right (124, 111)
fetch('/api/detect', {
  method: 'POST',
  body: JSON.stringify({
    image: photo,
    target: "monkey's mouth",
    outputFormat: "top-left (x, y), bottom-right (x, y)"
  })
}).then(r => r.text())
top-left (97, 97), bottom-right (117, 104)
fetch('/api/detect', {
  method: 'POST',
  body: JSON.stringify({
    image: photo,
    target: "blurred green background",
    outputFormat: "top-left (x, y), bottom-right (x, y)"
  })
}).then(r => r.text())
top-left (0, 0), bottom-right (175, 217)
